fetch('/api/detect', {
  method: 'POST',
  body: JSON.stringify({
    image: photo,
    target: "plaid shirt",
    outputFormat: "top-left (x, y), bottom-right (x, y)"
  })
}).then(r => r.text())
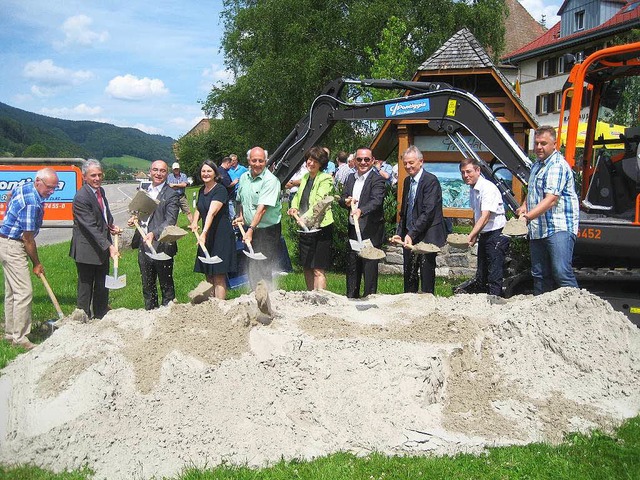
top-left (0, 181), bottom-right (45, 239)
top-left (526, 150), bottom-right (579, 239)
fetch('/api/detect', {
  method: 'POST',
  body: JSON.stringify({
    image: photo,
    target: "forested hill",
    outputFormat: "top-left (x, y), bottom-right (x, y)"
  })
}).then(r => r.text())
top-left (0, 102), bottom-right (176, 161)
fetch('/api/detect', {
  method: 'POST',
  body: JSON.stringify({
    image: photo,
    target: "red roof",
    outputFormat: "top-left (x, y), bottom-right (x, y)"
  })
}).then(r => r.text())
top-left (502, 1), bottom-right (640, 60)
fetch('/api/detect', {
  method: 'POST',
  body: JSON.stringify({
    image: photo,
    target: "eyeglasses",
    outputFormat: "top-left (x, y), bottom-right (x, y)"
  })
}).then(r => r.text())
top-left (355, 157), bottom-right (371, 163)
top-left (37, 179), bottom-right (58, 190)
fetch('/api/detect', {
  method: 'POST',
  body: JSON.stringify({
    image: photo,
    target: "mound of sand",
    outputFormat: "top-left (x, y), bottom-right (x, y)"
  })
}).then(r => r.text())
top-left (0, 288), bottom-right (638, 479)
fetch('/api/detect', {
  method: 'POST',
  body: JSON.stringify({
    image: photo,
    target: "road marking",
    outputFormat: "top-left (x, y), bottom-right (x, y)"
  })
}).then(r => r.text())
top-left (117, 186), bottom-right (133, 200)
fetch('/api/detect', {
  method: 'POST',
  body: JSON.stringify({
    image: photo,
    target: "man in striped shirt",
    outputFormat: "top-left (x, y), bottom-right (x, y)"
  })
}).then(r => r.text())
top-left (516, 125), bottom-right (579, 295)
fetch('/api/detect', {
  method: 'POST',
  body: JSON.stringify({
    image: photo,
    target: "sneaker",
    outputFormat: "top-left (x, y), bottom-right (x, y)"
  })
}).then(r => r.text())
top-left (13, 339), bottom-right (37, 350)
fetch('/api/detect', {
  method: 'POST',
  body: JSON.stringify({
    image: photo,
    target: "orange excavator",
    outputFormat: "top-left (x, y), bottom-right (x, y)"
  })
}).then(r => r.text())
top-left (558, 41), bottom-right (640, 323)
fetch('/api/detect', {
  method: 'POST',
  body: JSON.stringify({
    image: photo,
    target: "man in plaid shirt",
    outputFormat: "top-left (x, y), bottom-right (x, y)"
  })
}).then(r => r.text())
top-left (0, 168), bottom-right (59, 349)
top-left (516, 125), bottom-right (579, 295)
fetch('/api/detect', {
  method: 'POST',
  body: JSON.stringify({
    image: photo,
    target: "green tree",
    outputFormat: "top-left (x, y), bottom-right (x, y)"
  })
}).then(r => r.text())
top-left (22, 143), bottom-right (48, 157)
top-left (205, 0), bottom-right (507, 155)
top-left (103, 168), bottom-right (119, 181)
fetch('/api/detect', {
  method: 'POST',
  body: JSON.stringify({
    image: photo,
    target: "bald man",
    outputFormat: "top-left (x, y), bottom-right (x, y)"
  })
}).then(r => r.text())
top-left (129, 160), bottom-right (181, 310)
top-left (235, 146), bottom-right (282, 289)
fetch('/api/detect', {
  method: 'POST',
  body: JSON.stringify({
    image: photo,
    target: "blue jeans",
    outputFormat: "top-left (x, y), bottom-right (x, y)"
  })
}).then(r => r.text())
top-left (530, 231), bottom-right (578, 295)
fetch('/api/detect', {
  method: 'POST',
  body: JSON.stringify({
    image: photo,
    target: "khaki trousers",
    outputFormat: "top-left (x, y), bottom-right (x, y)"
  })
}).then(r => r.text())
top-left (0, 237), bottom-right (32, 343)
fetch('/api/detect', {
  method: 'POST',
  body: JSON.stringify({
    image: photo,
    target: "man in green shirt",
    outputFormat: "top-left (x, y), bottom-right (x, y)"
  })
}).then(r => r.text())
top-left (236, 146), bottom-right (282, 288)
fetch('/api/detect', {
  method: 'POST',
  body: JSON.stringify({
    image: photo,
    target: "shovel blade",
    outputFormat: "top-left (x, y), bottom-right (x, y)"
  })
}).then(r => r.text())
top-left (146, 251), bottom-right (171, 261)
top-left (105, 274), bottom-right (127, 290)
top-left (242, 250), bottom-right (267, 261)
top-left (349, 239), bottom-right (364, 251)
top-left (198, 255), bottom-right (223, 264)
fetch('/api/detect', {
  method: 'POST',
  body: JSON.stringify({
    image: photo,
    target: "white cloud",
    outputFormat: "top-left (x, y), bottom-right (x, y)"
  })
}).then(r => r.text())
top-left (202, 64), bottom-right (233, 83)
top-left (40, 103), bottom-right (103, 118)
top-left (23, 59), bottom-right (94, 87)
top-left (131, 123), bottom-right (164, 135)
top-left (55, 14), bottom-right (109, 48)
top-left (105, 74), bottom-right (169, 100)
top-left (520, 0), bottom-right (561, 26)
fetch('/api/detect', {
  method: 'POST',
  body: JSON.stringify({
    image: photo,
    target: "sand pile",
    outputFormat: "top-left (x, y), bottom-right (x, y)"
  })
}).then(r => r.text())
top-left (0, 288), bottom-right (639, 479)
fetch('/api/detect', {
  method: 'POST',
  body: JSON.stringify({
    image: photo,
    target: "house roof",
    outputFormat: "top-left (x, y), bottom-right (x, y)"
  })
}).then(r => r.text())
top-left (503, 0), bottom-right (640, 61)
top-left (418, 28), bottom-right (494, 70)
top-left (503, 0), bottom-right (547, 54)
top-left (557, 0), bottom-right (625, 16)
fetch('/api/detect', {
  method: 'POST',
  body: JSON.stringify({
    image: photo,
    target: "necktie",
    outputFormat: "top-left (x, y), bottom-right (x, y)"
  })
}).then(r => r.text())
top-left (407, 178), bottom-right (417, 229)
top-left (96, 188), bottom-right (107, 222)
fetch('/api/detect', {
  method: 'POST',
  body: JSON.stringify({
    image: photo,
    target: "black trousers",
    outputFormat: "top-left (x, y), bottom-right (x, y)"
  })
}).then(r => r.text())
top-left (76, 262), bottom-right (110, 319)
top-left (138, 250), bottom-right (175, 310)
top-left (346, 250), bottom-right (380, 298)
top-left (247, 222), bottom-right (282, 290)
top-left (403, 250), bottom-right (437, 294)
top-left (476, 229), bottom-right (509, 296)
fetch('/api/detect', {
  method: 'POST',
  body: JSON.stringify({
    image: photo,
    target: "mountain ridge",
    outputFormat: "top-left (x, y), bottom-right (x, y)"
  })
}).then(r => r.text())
top-left (0, 101), bottom-right (176, 162)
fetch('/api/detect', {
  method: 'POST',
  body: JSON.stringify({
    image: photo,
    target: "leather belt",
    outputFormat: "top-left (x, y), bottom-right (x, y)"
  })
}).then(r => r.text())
top-left (0, 233), bottom-right (22, 242)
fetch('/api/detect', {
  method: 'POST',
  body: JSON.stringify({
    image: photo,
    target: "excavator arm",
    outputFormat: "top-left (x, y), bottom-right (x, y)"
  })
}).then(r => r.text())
top-left (268, 78), bottom-right (531, 212)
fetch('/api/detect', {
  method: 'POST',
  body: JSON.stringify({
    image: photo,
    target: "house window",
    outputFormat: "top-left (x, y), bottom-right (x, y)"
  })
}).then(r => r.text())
top-left (542, 59), bottom-right (550, 78)
top-left (575, 11), bottom-right (585, 31)
top-left (536, 94), bottom-right (551, 115)
top-left (557, 56), bottom-right (565, 74)
top-left (554, 91), bottom-right (563, 112)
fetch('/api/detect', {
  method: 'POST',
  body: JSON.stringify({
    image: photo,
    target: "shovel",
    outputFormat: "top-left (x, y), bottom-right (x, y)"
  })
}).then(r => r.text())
top-left (349, 202), bottom-right (373, 251)
top-left (38, 273), bottom-right (64, 332)
top-left (193, 230), bottom-right (222, 264)
top-left (105, 234), bottom-right (126, 289)
top-left (133, 219), bottom-right (171, 261)
top-left (293, 212), bottom-right (320, 234)
top-left (237, 223), bottom-right (267, 260)
top-left (389, 236), bottom-right (440, 254)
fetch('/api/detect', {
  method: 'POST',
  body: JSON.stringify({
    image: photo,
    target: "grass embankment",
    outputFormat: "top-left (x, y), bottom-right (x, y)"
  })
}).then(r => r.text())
top-left (101, 155), bottom-right (152, 171)
top-left (1, 217), bottom-right (638, 479)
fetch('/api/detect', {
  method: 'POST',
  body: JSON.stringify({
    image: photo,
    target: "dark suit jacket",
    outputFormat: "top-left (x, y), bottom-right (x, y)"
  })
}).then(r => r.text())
top-left (397, 171), bottom-right (447, 247)
top-left (131, 183), bottom-right (181, 257)
top-left (339, 170), bottom-right (386, 247)
top-left (70, 184), bottom-right (114, 265)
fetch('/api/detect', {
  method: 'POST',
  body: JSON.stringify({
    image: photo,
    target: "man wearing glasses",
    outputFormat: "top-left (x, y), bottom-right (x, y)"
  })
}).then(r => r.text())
top-left (339, 147), bottom-right (386, 298)
top-left (129, 160), bottom-right (180, 310)
top-left (1, 168), bottom-right (58, 349)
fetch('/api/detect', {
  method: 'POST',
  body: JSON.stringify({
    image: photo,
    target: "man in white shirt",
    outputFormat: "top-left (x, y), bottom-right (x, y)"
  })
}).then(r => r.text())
top-left (460, 158), bottom-right (509, 297)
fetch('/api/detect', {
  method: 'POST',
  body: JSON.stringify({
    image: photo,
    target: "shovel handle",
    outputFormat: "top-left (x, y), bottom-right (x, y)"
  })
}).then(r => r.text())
top-left (113, 234), bottom-right (120, 270)
top-left (133, 219), bottom-right (157, 254)
top-left (236, 223), bottom-right (255, 254)
top-left (292, 212), bottom-right (309, 231)
top-left (193, 229), bottom-right (211, 257)
top-left (351, 202), bottom-right (363, 243)
top-left (38, 273), bottom-right (64, 319)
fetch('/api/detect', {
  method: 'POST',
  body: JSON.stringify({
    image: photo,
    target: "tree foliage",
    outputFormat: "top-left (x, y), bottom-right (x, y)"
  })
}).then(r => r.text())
top-left (203, 0), bottom-right (508, 154)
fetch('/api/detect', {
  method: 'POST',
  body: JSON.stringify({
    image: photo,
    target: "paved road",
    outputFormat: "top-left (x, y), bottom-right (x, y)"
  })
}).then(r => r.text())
top-left (37, 183), bottom-right (140, 246)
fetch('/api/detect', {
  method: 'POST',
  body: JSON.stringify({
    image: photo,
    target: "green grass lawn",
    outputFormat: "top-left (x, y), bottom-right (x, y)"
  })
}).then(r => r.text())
top-left (101, 155), bottom-right (151, 171)
top-left (1, 222), bottom-right (639, 479)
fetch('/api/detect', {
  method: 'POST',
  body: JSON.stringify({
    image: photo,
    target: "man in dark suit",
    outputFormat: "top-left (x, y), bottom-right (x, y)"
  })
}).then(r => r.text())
top-left (70, 159), bottom-right (121, 319)
top-left (129, 160), bottom-right (180, 310)
top-left (339, 147), bottom-right (386, 298)
top-left (392, 146), bottom-right (447, 294)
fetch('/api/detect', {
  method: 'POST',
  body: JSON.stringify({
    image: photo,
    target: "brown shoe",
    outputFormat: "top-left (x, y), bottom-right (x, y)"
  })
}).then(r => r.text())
top-left (13, 339), bottom-right (36, 350)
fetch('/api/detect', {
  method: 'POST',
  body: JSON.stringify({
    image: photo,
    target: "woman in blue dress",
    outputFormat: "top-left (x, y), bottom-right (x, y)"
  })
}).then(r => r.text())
top-left (189, 159), bottom-right (237, 299)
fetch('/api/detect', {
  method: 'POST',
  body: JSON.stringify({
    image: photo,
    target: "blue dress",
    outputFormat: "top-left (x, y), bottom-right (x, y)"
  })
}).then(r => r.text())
top-left (194, 183), bottom-right (238, 275)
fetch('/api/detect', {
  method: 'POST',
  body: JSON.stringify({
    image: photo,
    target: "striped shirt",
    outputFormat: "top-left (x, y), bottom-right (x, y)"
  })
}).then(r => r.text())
top-left (0, 181), bottom-right (45, 239)
top-left (526, 150), bottom-right (579, 239)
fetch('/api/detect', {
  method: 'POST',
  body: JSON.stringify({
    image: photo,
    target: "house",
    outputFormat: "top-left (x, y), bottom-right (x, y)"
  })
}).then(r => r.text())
top-left (501, 0), bottom-right (640, 132)
top-left (371, 28), bottom-right (537, 218)
top-left (172, 118), bottom-right (211, 159)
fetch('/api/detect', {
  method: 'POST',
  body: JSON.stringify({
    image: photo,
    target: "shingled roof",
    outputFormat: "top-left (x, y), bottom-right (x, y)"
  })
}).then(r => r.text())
top-left (418, 28), bottom-right (493, 70)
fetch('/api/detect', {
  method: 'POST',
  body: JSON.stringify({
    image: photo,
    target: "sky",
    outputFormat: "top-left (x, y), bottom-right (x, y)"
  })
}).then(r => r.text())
top-left (0, 0), bottom-right (560, 142)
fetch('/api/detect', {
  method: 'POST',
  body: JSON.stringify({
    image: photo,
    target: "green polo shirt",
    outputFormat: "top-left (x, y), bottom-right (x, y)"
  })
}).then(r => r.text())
top-left (237, 168), bottom-right (282, 227)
